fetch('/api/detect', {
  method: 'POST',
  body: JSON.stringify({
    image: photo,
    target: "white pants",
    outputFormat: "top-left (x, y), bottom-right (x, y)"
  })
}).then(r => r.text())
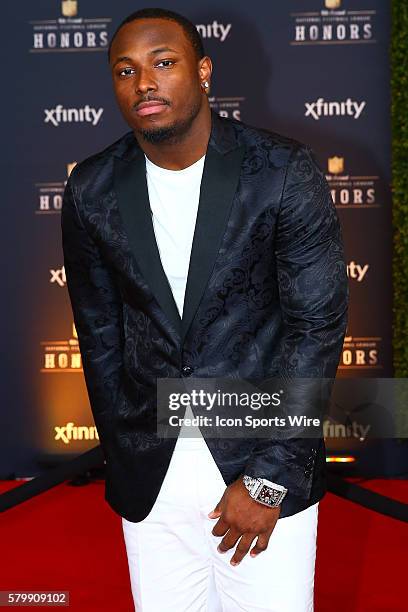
top-left (122, 435), bottom-right (319, 612)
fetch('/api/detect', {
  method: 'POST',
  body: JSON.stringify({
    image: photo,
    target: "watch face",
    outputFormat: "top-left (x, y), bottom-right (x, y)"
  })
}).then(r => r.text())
top-left (259, 485), bottom-right (281, 505)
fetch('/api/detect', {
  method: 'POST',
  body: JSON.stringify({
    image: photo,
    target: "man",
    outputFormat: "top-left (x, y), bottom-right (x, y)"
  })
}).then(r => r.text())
top-left (61, 8), bottom-right (348, 612)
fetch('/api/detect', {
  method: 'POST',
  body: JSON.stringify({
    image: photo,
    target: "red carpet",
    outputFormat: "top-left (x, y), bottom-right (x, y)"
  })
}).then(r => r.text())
top-left (0, 478), bottom-right (407, 611)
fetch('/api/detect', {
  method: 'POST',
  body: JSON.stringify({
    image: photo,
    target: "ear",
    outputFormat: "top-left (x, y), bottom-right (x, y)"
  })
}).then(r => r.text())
top-left (198, 56), bottom-right (213, 89)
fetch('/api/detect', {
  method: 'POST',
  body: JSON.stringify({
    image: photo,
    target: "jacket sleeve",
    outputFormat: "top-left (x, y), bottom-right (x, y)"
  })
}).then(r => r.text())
top-left (61, 170), bottom-right (124, 447)
top-left (243, 144), bottom-right (349, 499)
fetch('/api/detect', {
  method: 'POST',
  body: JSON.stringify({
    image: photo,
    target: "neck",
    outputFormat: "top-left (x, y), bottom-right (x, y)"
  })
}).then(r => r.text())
top-left (135, 104), bottom-right (212, 170)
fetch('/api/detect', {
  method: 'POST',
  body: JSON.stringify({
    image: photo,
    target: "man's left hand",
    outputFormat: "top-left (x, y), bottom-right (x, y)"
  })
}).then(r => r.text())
top-left (208, 478), bottom-right (281, 566)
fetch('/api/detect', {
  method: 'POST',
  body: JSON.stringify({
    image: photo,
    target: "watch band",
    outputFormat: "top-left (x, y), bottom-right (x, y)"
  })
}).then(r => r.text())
top-left (242, 475), bottom-right (288, 507)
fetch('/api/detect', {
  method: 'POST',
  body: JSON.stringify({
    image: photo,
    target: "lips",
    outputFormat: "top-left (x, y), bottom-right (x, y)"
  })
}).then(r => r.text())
top-left (135, 100), bottom-right (168, 117)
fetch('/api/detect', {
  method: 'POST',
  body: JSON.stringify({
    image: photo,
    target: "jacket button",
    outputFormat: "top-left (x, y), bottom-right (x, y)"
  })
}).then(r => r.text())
top-left (181, 365), bottom-right (193, 377)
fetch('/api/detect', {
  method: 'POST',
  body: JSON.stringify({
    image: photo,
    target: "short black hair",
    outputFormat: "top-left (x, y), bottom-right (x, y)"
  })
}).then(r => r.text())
top-left (108, 8), bottom-right (205, 62)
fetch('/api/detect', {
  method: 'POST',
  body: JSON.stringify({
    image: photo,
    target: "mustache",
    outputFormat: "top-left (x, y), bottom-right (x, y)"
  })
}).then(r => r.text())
top-left (133, 96), bottom-right (171, 110)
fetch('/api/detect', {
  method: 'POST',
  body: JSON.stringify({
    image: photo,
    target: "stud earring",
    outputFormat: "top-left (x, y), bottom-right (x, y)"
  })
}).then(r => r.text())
top-left (202, 80), bottom-right (210, 90)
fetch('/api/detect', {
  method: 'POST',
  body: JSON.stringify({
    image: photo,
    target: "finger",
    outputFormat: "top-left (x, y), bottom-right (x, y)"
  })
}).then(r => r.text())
top-left (208, 508), bottom-right (222, 519)
top-left (208, 500), bottom-right (222, 519)
top-left (217, 528), bottom-right (242, 554)
top-left (249, 532), bottom-right (272, 558)
top-left (211, 517), bottom-right (231, 537)
top-left (230, 533), bottom-right (257, 566)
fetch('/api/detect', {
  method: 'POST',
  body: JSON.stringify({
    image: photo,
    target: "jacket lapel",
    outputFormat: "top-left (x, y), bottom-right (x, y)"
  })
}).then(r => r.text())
top-left (181, 142), bottom-right (245, 344)
top-left (114, 150), bottom-right (182, 338)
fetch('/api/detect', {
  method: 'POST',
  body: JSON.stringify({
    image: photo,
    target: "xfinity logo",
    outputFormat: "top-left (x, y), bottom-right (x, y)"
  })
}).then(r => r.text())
top-left (55, 422), bottom-right (99, 444)
top-left (196, 21), bottom-right (231, 42)
top-left (50, 266), bottom-right (66, 287)
top-left (323, 420), bottom-right (371, 440)
top-left (44, 104), bottom-right (103, 126)
top-left (305, 98), bottom-right (366, 120)
top-left (347, 261), bottom-right (369, 282)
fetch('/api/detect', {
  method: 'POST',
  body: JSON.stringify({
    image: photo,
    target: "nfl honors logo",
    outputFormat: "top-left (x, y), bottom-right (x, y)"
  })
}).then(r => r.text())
top-left (30, 1), bottom-right (110, 52)
top-left (325, 156), bottom-right (379, 209)
top-left (328, 156), bottom-right (344, 175)
top-left (209, 96), bottom-right (246, 121)
top-left (341, 335), bottom-right (381, 369)
top-left (35, 162), bottom-right (77, 215)
top-left (61, 0), bottom-right (78, 17)
top-left (291, 0), bottom-right (376, 45)
top-left (41, 323), bottom-right (82, 372)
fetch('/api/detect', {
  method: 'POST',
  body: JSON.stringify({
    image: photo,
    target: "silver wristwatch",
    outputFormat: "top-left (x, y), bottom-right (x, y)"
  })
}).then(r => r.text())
top-left (242, 475), bottom-right (288, 507)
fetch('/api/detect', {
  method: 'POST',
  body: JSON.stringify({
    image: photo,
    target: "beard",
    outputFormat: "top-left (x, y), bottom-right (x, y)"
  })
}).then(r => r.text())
top-left (138, 98), bottom-right (202, 145)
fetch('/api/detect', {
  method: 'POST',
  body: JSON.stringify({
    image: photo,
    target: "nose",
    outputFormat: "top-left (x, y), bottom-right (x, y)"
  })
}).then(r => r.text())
top-left (135, 67), bottom-right (157, 95)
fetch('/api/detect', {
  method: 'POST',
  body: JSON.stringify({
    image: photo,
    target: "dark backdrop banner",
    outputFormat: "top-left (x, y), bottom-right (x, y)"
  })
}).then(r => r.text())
top-left (1, 0), bottom-right (391, 476)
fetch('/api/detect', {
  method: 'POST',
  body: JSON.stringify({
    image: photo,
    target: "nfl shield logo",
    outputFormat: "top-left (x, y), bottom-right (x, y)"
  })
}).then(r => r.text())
top-left (62, 0), bottom-right (78, 17)
top-left (325, 0), bottom-right (341, 8)
top-left (66, 162), bottom-right (77, 177)
top-left (328, 157), bottom-right (344, 175)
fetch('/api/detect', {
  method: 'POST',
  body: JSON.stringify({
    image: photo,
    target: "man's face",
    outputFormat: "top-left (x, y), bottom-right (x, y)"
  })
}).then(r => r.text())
top-left (110, 18), bottom-right (211, 144)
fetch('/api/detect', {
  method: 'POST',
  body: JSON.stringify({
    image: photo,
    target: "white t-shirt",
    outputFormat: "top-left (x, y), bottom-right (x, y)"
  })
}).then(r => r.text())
top-left (145, 153), bottom-right (205, 317)
top-left (145, 153), bottom-right (206, 440)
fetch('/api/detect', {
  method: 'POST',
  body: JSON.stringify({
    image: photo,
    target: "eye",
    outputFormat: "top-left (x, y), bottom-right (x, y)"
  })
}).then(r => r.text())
top-left (118, 67), bottom-right (135, 77)
top-left (155, 59), bottom-right (175, 68)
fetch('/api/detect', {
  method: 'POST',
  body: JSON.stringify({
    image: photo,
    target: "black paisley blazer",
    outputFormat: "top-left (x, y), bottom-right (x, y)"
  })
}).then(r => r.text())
top-left (61, 111), bottom-right (348, 522)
